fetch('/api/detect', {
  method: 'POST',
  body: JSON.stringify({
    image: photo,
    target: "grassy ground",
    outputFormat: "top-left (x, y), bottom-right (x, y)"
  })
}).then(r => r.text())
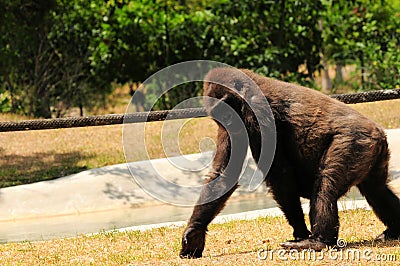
top-left (0, 115), bottom-right (217, 188)
top-left (349, 99), bottom-right (400, 129)
top-left (1, 99), bottom-right (399, 188)
top-left (1, 209), bottom-right (399, 265)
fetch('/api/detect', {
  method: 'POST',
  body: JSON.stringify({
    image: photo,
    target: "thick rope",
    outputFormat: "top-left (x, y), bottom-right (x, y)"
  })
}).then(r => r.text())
top-left (0, 108), bottom-right (207, 132)
top-left (0, 89), bottom-right (399, 132)
top-left (330, 89), bottom-right (400, 104)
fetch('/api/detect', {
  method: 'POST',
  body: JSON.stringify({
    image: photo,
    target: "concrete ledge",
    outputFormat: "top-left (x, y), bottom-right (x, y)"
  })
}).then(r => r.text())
top-left (115, 199), bottom-right (372, 233)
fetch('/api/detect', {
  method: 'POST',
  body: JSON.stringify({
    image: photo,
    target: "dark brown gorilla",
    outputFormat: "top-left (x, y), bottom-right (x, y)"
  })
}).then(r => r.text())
top-left (179, 68), bottom-right (400, 258)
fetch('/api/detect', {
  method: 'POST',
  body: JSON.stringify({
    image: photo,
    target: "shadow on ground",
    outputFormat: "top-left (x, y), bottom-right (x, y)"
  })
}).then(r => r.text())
top-left (347, 239), bottom-right (400, 249)
top-left (0, 150), bottom-right (92, 188)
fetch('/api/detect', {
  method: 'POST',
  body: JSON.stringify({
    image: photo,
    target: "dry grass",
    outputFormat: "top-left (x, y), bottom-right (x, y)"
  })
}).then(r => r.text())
top-left (1, 209), bottom-right (399, 265)
top-left (350, 99), bottom-right (400, 129)
top-left (0, 116), bottom-right (217, 188)
top-left (0, 124), bottom-right (124, 187)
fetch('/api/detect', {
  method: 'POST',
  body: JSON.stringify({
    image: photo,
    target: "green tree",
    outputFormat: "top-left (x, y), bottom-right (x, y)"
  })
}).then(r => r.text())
top-left (94, 0), bottom-right (324, 110)
top-left (0, 0), bottom-right (57, 117)
top-left (202, 0), bottom-right (322, 84)
top-left (320, 0), bottom-right (400, 92)
top-left (89, 0), bottom-right (209, 110)
top-left (0, 0), bottom-right (113, 117)
top-left (48, 0), bottom-right (113, 116)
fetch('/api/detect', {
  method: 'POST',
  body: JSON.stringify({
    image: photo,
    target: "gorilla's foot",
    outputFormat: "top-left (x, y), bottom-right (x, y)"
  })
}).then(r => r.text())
top-left (179, 227), bottom-right (206, 259)
top-left (375, 229), bottom-right (400, 242)
top-left (280, 238), bottom-right (327, 251)
top-left (282, 236), bottom-right (308, 243)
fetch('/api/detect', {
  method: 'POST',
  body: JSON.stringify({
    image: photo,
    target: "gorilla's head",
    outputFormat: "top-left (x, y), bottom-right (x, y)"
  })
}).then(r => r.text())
top-left (203, 68), bottom-right (269, 134)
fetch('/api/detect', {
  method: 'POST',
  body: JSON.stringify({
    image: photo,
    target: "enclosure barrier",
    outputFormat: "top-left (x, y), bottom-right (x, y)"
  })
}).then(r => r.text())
top-left (0, 89), bottom-right (399, 132)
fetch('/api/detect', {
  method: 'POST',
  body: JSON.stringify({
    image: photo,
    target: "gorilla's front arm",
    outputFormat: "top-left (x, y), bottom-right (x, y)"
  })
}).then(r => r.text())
top-left (179, 125), bottom-right (248, 258)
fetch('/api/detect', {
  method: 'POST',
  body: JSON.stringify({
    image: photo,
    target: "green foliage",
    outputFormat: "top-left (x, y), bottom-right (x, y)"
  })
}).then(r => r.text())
top-left (0, 0), bottom-right (57, 117)
top-left (101, 0), bottom-right (323, 109)
top-left (206, 0), bottom-right (322, 84)
top-left (0, 91), bottom-right (11, 112)
top-left (360, 2), bottom-right (400, 90)
top-left (48, 0), bottom-right (113, 116)
top-left (320, 0), bottom-right (400, 91)
top-left (0, 0), bottom-right (112, 117)
top-left (364, 40), bottom-right (400, 90)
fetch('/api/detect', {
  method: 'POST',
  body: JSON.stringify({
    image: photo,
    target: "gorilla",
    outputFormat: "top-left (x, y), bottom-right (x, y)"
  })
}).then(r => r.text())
top-left (179, 68), bottom-right (400, 258)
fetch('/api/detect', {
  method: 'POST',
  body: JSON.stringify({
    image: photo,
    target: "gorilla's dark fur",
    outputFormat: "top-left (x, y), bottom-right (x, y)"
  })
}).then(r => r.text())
top-left (180, 68), bottom-right (400, 258)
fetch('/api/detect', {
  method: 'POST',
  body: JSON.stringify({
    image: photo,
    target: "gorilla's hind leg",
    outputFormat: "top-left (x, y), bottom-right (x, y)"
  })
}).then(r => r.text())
top-left (281, 136), bottom-right (358, 251)
top-left (358, 179), bottom-right (400, 240)
top-left (358, 140), bottom-right (400, 241)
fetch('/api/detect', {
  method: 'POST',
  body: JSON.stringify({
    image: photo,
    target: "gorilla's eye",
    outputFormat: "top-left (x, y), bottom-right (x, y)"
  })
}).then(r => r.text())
top-left (233, 79), bottom-right (243, 92)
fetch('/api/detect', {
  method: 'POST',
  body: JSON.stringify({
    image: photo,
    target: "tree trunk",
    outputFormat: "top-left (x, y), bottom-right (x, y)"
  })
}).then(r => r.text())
top-left (335, 63), bottom-right (343, 83)
top-left (33, 87), bottom-right (51, 118)
top-left (321, 64), bottom-right (332, 94)
top-left (318, 18), bottom-right (332, 94)
top-left (79, 103), bottom-right (83, 117)
top-left (7, 83), bottom-right (19, 113)
top-left (360, 52), bottom-right (365, 90)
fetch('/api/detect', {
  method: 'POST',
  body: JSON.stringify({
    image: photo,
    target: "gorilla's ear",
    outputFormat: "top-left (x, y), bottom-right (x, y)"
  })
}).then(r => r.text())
top-left (204, 82), bottom-right (212, 94)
